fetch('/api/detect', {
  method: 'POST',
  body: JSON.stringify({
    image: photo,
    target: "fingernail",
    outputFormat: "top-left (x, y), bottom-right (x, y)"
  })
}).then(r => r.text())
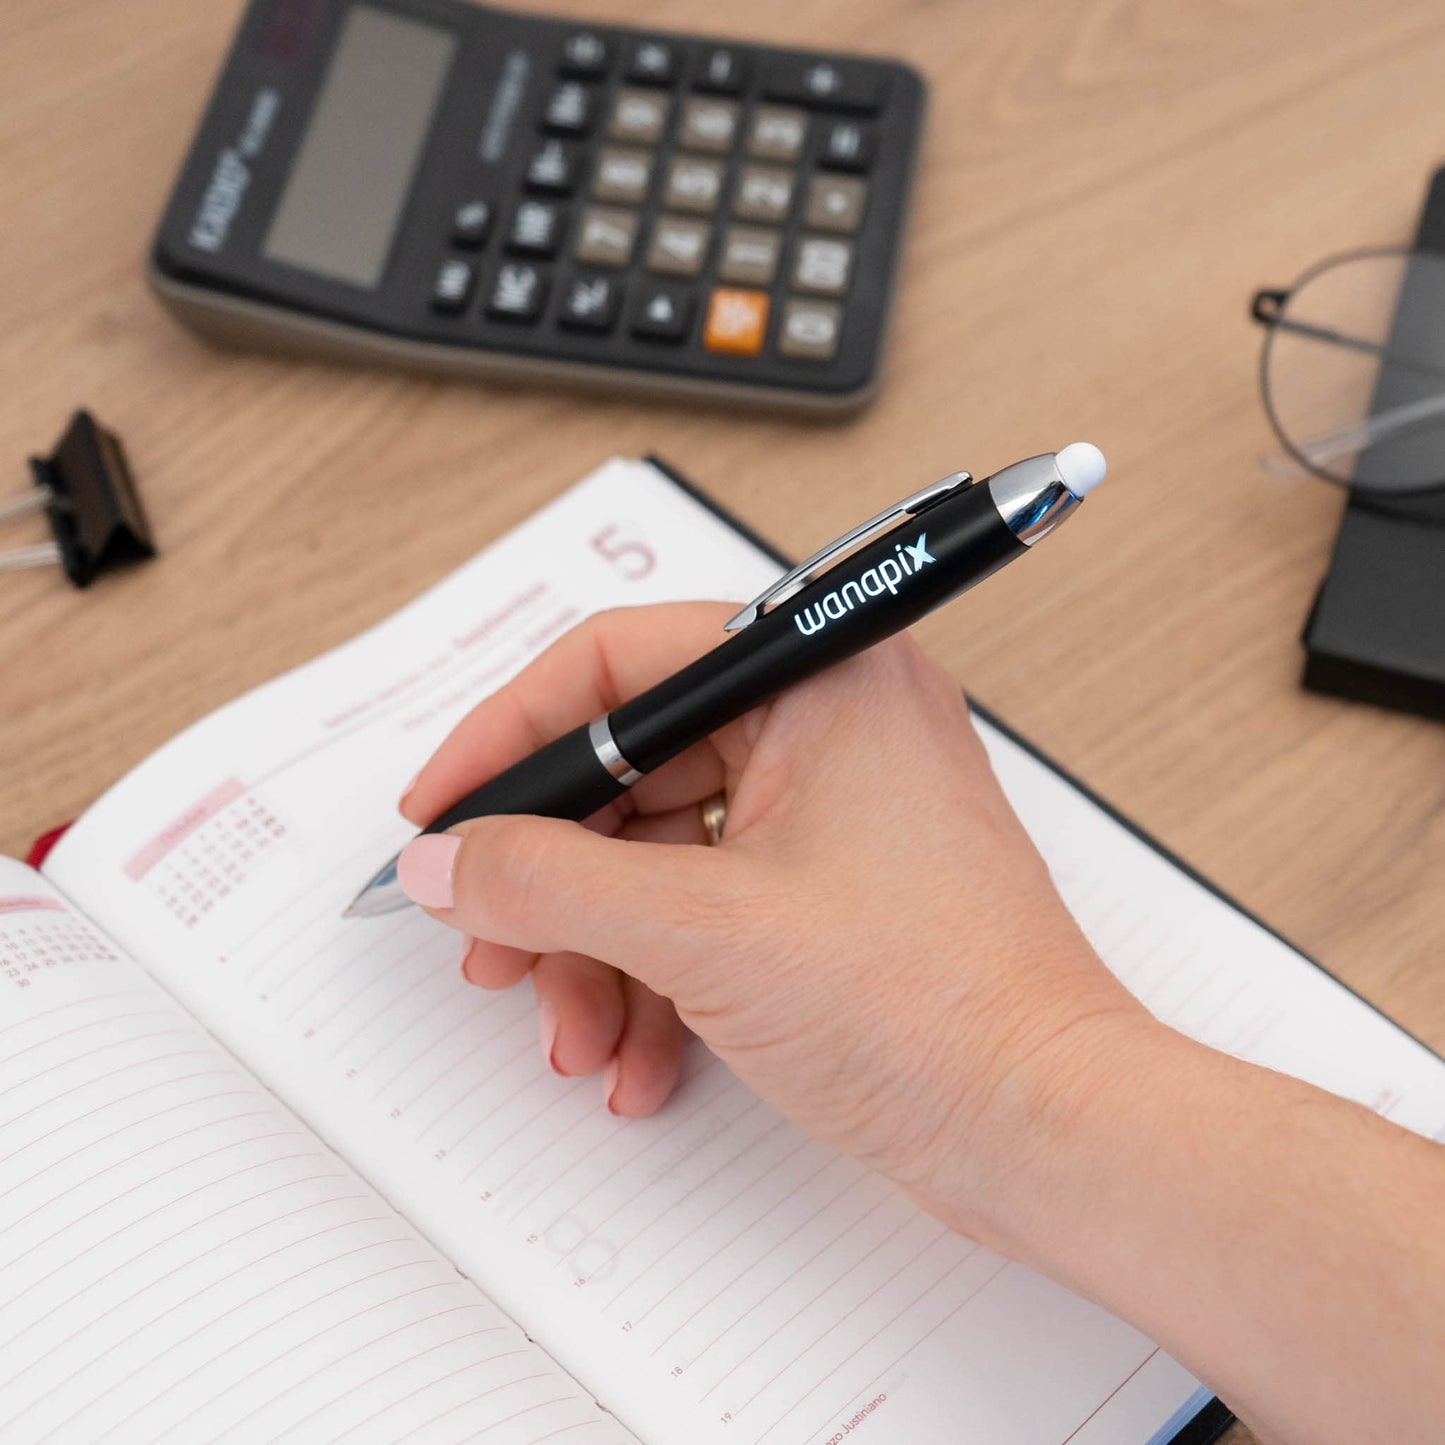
top-left (398, 770), bottom-right (422, 811)
top-left (397, 834), bottom-right (461, 909)
top-left (459, 937), bottom-right (477, 983)
top-left (603, 1057), bottom-right (621, 1115)
top-left (538, 1000), bottom-right (561, 1072)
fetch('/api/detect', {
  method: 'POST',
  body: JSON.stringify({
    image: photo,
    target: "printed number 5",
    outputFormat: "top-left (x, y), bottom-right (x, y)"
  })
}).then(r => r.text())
top-left (591, 526), bottom-right (655, 582)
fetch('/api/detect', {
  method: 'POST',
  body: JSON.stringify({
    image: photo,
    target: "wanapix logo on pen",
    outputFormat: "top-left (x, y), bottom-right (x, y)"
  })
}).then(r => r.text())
top-left (793, 534), bottom-right (935, 636)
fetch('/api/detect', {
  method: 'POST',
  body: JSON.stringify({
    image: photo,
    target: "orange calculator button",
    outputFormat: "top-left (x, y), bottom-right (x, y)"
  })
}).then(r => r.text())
top-left (703, 288), bottom-right (770, 356)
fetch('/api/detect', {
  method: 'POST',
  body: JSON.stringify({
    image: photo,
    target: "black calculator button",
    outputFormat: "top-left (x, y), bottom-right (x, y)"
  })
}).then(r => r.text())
top-left (525, 140), bottom-right (579, 196)
top-left (778, 299), bottom-right (843, 361)
top-left (718, 225), bottom-right (781, 287)
top-left (626, 39), bottom-right (678, 86)
top-left (791, 236), bottom-right (853, 296)
top-left (678, 98), bottom-right (739, 155)
top-left (733, 165), bottom-right (795, 224)
top-left (819, 119), bottom-right (876, 172)
top-left (558, 274), bottom-right (623, 333)
top-left (763, 58), bottom-right (882, 114)
top-left (608, 88), bottom-right (670, 145)
top-left (451, 200), bottom-right (493, 249)
top-left (663, 158), bottom-right (725, 215)
top-left (543, 82), bottom-right (594, 136)
top-left (508, 201), bottom-right (566, 258)
top-left (693, 45), bottom-right (747, 95)
top-left (558, 31), bottom-right (609, 78)
top-left (592, 148), bottom-right (654, 206)
top-left (431, 258), bottom-right (476, 314)
top-left (746, 106), bottom-right (808, 163)
top-left (487, 263), bottom-right (548, 321)
top-left (630, 285), bottom-right (695, 342)
top-left (647, 217), bottom-right (711, 277)
top-left (575, 207), bottom-right (640, 268)
top-left (804, 175), bottom-right (866, 233)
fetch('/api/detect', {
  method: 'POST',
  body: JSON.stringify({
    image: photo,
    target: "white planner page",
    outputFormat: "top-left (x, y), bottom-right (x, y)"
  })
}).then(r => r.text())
top-left (43, 459), bottom-right (1445, 1445)
top-left (0, 859), bottom-right (630, 1445)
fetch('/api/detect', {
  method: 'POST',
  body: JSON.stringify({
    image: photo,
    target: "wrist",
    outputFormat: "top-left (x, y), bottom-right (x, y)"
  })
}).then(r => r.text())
top-left (906, 979), bottom-right (1195, 1265)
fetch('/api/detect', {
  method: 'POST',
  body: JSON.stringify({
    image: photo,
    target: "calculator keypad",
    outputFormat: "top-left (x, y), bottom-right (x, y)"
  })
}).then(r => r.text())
top-left (423, 24), bottom-right (914, 394)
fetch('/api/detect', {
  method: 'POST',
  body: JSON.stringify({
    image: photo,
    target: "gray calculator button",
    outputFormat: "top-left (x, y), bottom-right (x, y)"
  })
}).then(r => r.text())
top-left (608, 88), bottom-right (669, 145)
top-left (593, 148), bottom-right (653, 205)
top-left (664, 158), bottom-right (724, 215)
top-left (792, 236), bottom-right (853, 295)
top-left (734, 165), bottom-right (795, 224)
top-left (575, 206), bottom-right (640, 267)
top-left (679, 98), bottom-right (739, 154)
top-left (486, 263), bottom-right (547, 321)
top-left (431, 259), bottom-right (475, 314)
top-left (804, 175), bottom-right (866, 233)
top-left (747, 106), bottom-right (808, 162)
top-left (718, 226), bottom-right (781, 286)
top-left (647, 216), bottom-right (712, 277)
top-left (778, 299), bottom-right (842, 361)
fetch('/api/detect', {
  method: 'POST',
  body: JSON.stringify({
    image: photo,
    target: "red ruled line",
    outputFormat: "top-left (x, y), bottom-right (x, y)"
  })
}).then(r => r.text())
top-left (759, 1254), bottom-right (1010, 1443)
top-left (640, 1156), bottom-right (851, 1341)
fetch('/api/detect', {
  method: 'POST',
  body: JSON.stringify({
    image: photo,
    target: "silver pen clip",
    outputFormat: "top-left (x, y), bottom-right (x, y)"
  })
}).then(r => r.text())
top-left (724, 471), bottom-right (973, 632)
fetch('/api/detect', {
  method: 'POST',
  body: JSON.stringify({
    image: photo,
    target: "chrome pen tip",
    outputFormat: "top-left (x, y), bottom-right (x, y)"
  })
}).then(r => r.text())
top-left (341, 853), bottom-right (413, 919)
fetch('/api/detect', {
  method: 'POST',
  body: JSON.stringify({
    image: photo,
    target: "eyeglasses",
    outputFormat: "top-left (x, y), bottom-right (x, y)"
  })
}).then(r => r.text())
top-left (1251, 246), bottom-right (1445, 496)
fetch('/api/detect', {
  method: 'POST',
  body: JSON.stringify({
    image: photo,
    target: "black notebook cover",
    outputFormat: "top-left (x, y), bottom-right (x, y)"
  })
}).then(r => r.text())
top-left (1302, 167), bottom-right (1445, 720)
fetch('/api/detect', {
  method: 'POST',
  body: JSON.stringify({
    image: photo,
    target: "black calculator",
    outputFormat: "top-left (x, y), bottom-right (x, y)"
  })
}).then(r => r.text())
top-left (149, 0), bottom-right (926, 415)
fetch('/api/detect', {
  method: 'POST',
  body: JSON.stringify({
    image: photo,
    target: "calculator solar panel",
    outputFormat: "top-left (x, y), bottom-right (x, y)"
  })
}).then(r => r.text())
top-left (150, 0), bottom-right (927, 415)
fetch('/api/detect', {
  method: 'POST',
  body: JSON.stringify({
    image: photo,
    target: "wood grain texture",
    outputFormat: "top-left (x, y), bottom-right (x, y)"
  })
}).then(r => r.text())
top-left (3, 3), bottom-right (1445, 1438)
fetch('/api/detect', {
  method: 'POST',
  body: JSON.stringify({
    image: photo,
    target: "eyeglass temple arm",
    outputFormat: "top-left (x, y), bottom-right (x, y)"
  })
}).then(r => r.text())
top-left (1250, 288), bottom-right (1445, 385)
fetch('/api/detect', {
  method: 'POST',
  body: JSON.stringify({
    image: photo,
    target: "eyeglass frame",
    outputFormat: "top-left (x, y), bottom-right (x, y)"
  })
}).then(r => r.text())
top-left (1250, 244), bottom-right (1445, 498)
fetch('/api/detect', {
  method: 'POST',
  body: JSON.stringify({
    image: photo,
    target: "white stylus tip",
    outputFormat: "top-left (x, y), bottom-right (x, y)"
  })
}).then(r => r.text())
top-left (1055, 442), bottom-right (1107, 497)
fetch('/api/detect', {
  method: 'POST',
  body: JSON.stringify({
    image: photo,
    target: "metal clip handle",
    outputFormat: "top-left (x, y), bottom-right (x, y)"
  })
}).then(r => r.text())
top-left (724, 472), bottom-right (972, 632)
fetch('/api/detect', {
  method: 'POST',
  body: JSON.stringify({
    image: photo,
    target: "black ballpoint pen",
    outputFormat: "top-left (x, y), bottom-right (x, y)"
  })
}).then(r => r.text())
top-left (344, 443), bottom-right (1107, 917)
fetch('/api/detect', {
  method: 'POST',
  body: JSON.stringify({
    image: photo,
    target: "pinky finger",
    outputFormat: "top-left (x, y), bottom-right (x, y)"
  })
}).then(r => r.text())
top-left (606, 975), bottom-right (685, 1118)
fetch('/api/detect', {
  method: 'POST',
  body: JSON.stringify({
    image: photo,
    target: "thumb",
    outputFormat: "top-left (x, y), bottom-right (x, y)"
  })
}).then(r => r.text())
top-left (397, 815), bottom-right (734, 990)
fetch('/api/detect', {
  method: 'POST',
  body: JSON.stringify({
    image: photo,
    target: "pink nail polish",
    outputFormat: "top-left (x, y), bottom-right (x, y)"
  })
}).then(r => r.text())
top-left (459, 937), bottom-right (476, 983)
top-left (398, 770), bottom-right (422, 810)
top-left (603, 1058), bottom-right (621, 1115)
top-left (397, 835), bottom-right (461, 908)
top-left (538, 1001), bottom-right (560, 1072)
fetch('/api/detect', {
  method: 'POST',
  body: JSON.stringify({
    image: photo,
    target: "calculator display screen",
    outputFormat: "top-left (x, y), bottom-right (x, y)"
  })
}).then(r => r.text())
top-left (263, 5), bottom-right (456, 289)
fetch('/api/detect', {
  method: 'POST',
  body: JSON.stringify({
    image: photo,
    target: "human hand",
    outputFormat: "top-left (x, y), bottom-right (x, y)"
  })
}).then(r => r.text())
top-left (397, 602), bottom-right (1156, 1242)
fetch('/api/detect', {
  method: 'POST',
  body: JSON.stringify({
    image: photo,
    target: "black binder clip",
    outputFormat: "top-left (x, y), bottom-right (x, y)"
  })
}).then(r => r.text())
top-left (1, 410), bottom-right (156, 587)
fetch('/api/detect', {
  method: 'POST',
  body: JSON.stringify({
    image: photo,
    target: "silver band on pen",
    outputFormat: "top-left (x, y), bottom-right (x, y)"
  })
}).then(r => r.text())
top-left (588, 715), bottom-right (643, 786)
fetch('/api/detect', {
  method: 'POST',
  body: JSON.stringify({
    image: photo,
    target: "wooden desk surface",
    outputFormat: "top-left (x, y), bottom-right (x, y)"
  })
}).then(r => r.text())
top-left (3, 2), bottom-right (1443, 1437)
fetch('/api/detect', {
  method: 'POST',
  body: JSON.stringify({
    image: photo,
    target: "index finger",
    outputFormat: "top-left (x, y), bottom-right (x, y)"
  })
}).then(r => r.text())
top-left (401, 602), bottom-right (744, 827)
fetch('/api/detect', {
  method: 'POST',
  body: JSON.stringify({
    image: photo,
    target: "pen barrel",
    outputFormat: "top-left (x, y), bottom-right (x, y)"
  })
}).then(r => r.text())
top-left (423, 724), bottom-right (626, 835)
top-left (613, 479), bottom-right (1025, 775)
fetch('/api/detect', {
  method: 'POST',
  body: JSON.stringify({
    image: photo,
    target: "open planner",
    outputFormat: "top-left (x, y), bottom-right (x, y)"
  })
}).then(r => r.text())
top-left (4, 457), bottom-right (1444, 1445)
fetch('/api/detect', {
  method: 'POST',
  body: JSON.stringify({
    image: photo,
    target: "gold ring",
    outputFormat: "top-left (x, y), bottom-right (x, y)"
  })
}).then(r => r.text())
top-left (700, 792), bottom-right (728, 846)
